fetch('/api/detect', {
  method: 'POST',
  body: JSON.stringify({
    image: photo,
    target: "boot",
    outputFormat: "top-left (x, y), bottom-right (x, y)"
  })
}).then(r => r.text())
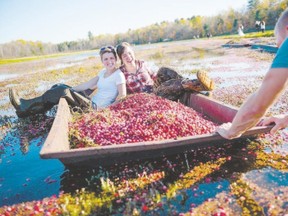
top-left (197, 71), bottom-right (214, 91)
top-left (9, 85), bottom-right (91, 118)
top-left (9, 88), bottom-right (52, 118)
top-left (181, 71), bottom-right (215, 92)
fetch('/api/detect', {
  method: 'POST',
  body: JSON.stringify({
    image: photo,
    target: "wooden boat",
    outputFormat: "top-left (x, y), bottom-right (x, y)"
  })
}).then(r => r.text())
top-left (40, 93), bottom-right (272, 167)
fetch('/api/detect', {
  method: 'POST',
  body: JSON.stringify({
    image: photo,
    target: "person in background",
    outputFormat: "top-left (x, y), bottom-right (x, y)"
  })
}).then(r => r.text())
top-left (260, 20), bottom-right (266, 33)
top-left (216, 9), bottom-right (288, 139)
top-left (9, 46), bottom-right (126, 118)
top-left (116, 42), bottom-right (215, 101)
top-left (238, 24), bottom-right (245, 36)
top-left (255, 20), bottom-right (261, 32)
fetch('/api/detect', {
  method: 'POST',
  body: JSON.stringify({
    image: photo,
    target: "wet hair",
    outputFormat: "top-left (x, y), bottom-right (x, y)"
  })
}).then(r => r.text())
top-left (116, 42), bottom-right (133, 64)
top-left (99, 46), bottom-right (117, 61)
top-left (275, 9), bottom-right (288, 36)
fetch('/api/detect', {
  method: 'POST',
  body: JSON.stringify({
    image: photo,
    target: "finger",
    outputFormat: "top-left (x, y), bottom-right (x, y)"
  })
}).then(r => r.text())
top-left (270, 122), bottom-right (286, 134)
top-left (270, 124), bottom-right (280, 134)
top-left (256, 118), bottom-right (264, 126)
top-left (261, 117), bottom-right (276, 126)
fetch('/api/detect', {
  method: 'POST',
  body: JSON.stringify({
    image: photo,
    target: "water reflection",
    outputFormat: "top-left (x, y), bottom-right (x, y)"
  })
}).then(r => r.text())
top-left (0, 115), bottom-right (64, 207)
top-left (58, 139), bottom-right (288, 215)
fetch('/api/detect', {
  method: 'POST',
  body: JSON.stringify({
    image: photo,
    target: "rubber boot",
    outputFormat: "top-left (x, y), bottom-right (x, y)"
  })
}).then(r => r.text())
top-left (9, 84), bottom-right (91, 118)
top-left (9, 88), bottom-right (54, 118)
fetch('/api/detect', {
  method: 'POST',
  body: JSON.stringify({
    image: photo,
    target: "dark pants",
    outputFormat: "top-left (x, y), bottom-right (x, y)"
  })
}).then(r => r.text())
top-left (153, 67), bottom-right (188, 101)
top-left (42, 83), bottom-right (91, 109)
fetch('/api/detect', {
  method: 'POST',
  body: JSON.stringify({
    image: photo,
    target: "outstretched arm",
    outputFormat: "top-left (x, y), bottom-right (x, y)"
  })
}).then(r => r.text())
top-left (216, 68), bottom-right (288, 139)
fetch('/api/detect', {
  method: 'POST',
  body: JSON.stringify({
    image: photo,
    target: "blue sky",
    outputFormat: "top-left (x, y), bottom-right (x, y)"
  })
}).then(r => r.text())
top-left (0, 0), bottom-right (248, 44)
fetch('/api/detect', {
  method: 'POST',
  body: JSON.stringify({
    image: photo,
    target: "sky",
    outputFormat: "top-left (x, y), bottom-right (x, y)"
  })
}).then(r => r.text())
top-left (0, 0), bottom-right (248, 44)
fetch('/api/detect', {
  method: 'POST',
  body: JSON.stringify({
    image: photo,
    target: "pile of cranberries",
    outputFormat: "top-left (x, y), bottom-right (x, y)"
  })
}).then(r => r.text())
top-left (69, 93), bottom-right (217, 148)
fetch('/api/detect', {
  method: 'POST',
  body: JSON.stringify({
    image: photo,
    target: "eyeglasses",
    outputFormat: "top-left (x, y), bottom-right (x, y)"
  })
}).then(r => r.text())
top-left (100, 46), bottom-right (115, 52)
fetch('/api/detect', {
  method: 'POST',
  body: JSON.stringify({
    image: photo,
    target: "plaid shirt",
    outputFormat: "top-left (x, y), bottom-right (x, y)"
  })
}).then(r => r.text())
top-left (119, 60), bottom-right (157, 94)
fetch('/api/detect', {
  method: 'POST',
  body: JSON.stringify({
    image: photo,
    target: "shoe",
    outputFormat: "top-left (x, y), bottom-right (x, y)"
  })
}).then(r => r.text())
top-left (9, 88), bottom-right (21, 110)
top-left (196, 71), bottom-right (215, 91)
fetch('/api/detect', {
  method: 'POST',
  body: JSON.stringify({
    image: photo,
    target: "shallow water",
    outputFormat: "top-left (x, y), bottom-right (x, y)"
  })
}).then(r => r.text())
top-left (0, 43), bottom-right (287, 214)
top-left (0, 51), bottom-right (99, 81)
top-left (0, 74), bottom-right (19, 82)
top-left (0, 123), bottom-right (64, 206)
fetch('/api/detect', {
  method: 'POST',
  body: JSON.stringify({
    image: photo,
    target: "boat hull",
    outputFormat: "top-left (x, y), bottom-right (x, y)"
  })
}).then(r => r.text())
top-left (40, 93), bottom-right (271, 167)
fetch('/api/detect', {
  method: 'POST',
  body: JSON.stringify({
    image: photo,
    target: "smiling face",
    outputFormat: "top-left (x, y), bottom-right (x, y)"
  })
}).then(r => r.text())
top-left (120, 47), bottom-right (135, 65)
top-left (116, 42), bottom-right (136, 65)
top-left (101, 52), bottom-right (117, 71)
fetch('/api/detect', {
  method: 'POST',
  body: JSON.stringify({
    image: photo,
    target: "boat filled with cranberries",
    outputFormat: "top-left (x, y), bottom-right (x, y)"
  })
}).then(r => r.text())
top-left (40, 93), bottom-right (272, 167)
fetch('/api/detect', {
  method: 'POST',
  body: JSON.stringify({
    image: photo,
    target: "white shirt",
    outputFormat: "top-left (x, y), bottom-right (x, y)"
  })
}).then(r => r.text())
top-left (91, 69), bottom-right (125, 109)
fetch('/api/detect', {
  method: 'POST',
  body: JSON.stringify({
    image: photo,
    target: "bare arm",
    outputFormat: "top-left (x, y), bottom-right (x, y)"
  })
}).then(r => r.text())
top-left (217, 68), bottom-right (288, 139)
top-left (71, 76), bottom-right (99, 92)
top-left (113, 83), bottom-right (127, 104)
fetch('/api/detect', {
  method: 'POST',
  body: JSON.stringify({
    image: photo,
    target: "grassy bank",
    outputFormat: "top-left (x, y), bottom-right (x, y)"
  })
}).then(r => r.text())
top-left (0, 31), bottom-right (274, 65)
top-left (219, 30), bottom-right (274, 39)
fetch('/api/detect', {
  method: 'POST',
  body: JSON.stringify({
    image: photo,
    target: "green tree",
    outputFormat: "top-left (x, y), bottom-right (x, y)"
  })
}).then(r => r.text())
top-left (248, 0), bottom-right (260, 11)
top-left (88, 31), bottom-right (93, 41)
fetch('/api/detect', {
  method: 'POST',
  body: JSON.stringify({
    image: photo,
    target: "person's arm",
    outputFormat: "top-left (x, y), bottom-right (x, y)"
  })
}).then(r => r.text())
top-left (143, 61), bottom-right (157, 81)
top-left (72, 76), bottom-right (99, 92)
top-left (142, 62), bottom-right (161, 88)
top-left (115, 83), bottom-right (126, 102)
top-left (216, 68), bottom-right (288, 139)
top-left (111, 71), bottom-right (127, 105)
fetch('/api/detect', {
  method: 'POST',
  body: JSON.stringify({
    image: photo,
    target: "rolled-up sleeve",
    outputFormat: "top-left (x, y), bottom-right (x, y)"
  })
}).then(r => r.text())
top-left (271, 39), bottom-right (288, 68)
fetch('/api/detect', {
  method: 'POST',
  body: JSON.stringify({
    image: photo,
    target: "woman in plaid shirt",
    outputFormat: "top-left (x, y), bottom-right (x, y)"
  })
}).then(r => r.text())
top-left (116, 42), bottom-right (215, 101)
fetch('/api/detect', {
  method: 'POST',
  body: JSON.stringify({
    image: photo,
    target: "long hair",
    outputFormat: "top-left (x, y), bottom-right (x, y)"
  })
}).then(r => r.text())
top-left (116, 42), bottom-right (132, 65)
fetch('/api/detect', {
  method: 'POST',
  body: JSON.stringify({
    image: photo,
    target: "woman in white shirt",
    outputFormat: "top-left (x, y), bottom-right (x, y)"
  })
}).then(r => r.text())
top-left (72, 46), bottom-right (126, 109)
top-left (9, 46), bottom-right (126, 117)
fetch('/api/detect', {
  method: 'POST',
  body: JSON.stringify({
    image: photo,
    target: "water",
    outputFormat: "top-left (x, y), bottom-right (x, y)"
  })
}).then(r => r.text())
top-left (0, 45), bottom-right (287, 214)
top-left (0, 74), bottom-right (19, 82)
top-left (0, 123), bottom-right (64, 206)
top-left (0, 50), bottom-right (99, 82)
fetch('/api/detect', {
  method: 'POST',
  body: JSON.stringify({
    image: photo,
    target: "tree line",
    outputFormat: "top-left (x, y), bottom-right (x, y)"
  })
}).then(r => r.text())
top-left (1, 0), bottom-right (287, 58)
